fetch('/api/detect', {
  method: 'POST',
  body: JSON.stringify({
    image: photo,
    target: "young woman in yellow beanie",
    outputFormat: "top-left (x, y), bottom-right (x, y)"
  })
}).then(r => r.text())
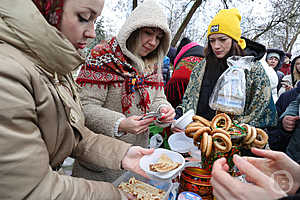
top-left (173, 8), bottom-right (277, 132)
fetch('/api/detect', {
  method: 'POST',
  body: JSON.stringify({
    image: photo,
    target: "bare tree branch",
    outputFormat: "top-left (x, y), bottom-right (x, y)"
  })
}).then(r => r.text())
top-left (132, 0), bottom-right (137, 10)
top-left (171, 0), bottom-right (203, 47)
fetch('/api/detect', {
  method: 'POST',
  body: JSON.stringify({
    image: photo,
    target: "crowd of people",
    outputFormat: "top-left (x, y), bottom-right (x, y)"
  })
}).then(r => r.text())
top-left (0, 0), bottom-right (300, 199)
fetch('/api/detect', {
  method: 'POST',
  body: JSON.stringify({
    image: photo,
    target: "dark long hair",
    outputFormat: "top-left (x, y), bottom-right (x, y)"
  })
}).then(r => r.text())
top-left (204, 39), bottom-right (245, 68)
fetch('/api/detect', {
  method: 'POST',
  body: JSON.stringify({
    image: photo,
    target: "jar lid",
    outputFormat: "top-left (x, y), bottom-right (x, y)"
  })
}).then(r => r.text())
top-left (178, 191), bottom-right (202, 200)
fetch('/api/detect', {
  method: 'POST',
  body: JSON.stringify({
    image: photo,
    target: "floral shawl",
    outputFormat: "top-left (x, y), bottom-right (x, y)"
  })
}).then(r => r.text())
top-left (32, 0), bottom-right (64, 29)
top-left (178, 59), bottom-right (277, 128)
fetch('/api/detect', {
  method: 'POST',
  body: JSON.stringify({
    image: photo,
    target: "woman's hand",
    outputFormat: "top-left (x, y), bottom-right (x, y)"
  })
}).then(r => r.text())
top-left (158, 106), bottom-right (175, 124)
top-left (244, 148), bottom-right (300, 194)
top-left (282, 115), bottom-right (300, 132)
top-left (211, 155), bottom-right (287, 200)
top-left (119, 146), bottom-right (154, 199)
top-left (121, 146), bottom-right (154, 178)
top-left (119, 115), bottom-right (155, 134)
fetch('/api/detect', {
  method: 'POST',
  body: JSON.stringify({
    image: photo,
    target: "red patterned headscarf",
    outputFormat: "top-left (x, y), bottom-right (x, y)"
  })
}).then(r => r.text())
top-left (32, 0), bottom-right (64, 29)
top-left (76, 38), bottom-right (164, 114)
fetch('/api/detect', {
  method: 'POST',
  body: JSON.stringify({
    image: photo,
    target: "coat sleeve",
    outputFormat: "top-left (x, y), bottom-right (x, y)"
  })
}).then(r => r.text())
top-left (0, 58), bottom-right (127, 200)
top-left (280, 95), bottom-right (300, 119)
top-left (79, 84), bottom-right (125, 137)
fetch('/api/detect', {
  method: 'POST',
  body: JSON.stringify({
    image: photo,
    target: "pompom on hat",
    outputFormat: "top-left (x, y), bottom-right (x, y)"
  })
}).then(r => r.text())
top-left (207, 8), bottom-right (246, 49)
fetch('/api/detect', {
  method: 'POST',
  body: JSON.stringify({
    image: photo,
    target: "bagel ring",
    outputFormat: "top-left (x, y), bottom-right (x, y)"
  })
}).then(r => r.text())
top-left (193, 127), bottom-right (211, 146)
top-left (241, 124), bottom-right (252, 142)
top-left (253, 128), bottom-right (268, 147)
top-left (211, 113), bottom-right (232, 131)
top-left (244, 126), bottom-right (257, 144)
top-left (200, 132), bottom-right (209, 153)
top-left (212, 132), bottom-right (232, 153)
top-left (251, 142), bottom-right (266, 149)
top-left (185, 126), bottom-right (203, 138)
top-left (211, 129), bottom-right (231, 140)
top-left (205, 135), bottom-right (213, 157)
top-left (192, 115), bottom-right (211, 127)
top-left (186, 122), bottom-right (205, 129)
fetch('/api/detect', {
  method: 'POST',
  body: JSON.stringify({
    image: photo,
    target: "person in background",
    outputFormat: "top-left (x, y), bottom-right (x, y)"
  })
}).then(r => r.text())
top-left (278, 55), bottom-right (300, 96)
top-left (74, 0), bottom-right (175, 182)
top-left (162, 56), bottom-right (171, 85)
top-left (267, 57), bottom-right (300, 154)
top-left (280, 52), bottom-right (292, 76)
top-left (0, 0), bottom-right (153, 199)
top-left (175, 37), bottom-right (193, 60)
top-left (162, 46), bottom-right (176, 86)
top-left (167, 46), bottom-right (177, 69)
top-left (211, 148), bottom-right (300, 200)
top-left (268, 81), bottom-right (300, 152)
top-left (259, 49), bottom-right (279, 103)
top-left (266, 49), bottom-right (286, 92)
top-left (165, 37), bottom-right (205, 108)
top-left (279, 93), bottom-right (300, 162)
top-left (173, 8), bottom-right (276, 130)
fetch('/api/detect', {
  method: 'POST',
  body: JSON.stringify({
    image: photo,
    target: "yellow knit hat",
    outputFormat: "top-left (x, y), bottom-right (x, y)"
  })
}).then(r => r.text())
top-left (207, 8), bottom-right (246, 49)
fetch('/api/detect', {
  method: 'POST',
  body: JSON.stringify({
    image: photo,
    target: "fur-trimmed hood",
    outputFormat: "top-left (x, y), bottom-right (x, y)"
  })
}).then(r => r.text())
top-left (0, 0), bottom-right (84, 76)
top-left (116, 0), bottom-right (171, 74)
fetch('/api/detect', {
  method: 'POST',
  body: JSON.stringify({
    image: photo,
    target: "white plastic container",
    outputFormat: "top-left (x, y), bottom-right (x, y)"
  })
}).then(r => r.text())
top-left (168, 132), bottom-right (194, 154)
top-left (172, 109), bottom-right (195, 129)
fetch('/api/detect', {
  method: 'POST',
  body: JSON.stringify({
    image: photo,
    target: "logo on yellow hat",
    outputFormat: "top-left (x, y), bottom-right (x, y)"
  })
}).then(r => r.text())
top-left (210, 25), bottom-right (219, 33)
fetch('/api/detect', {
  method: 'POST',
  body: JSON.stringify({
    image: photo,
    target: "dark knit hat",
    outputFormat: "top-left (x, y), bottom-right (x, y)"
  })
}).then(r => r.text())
top-left (285, 52), bottom-right (292, 59)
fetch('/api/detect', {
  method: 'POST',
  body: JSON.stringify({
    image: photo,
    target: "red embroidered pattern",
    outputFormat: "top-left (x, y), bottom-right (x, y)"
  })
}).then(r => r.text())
top-left (77, 37), bottom-right (164, 114)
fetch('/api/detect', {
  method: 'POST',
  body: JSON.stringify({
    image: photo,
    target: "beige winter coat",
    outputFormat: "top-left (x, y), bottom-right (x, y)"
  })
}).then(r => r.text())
top-left (0, 1), bottom-right (131, 199)
top-left (72, 0), bottom-right (172, 182)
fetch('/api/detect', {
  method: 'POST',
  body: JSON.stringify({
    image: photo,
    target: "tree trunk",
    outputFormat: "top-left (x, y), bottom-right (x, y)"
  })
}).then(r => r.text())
top-left (133, 0), bottom-right (137, 10)
top-left (287, 28), bottom-right (300, 53)
top-left (171, 0), bottom-right (203, 47)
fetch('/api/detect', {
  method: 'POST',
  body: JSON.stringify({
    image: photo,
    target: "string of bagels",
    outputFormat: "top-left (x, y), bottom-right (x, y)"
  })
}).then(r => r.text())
top-left (184, 113), bottom-right (268, 158)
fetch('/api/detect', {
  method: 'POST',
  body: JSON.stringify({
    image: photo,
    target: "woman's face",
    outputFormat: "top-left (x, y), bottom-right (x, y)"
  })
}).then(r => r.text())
top-left (267, 57), bottom-right (279, 68)
top-left (136, 27), bottom-right (164, 57)
top-left (208, 33), bottom-right (232, 59)
top-left (60, 0), bottom-right (104, 50)
top-left (295, 58), bottom-right (300, 72)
